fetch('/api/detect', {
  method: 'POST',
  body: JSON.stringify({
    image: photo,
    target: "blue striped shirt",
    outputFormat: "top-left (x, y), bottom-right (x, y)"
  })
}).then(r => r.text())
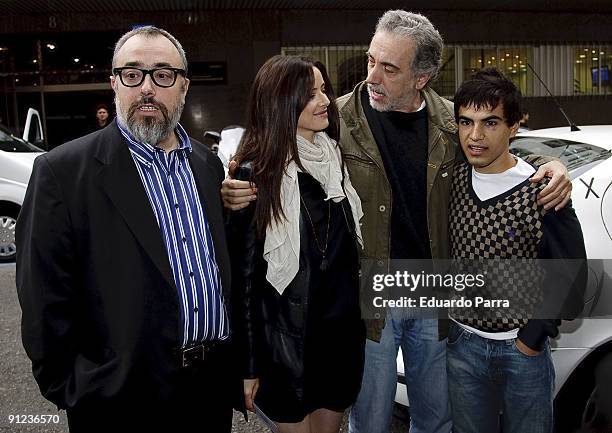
top-left (118, 122), bottom-right (229, 347)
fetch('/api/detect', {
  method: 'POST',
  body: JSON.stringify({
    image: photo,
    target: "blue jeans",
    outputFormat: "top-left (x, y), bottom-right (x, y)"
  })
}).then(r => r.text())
top-left (446, 322), bottom-right (555, 433)
top-left (349, 308), bottom-right (452, 433)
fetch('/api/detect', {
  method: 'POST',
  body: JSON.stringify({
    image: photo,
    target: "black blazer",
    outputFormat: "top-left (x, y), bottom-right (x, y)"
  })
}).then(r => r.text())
top-left (16, 120), bottom-right (232, 410)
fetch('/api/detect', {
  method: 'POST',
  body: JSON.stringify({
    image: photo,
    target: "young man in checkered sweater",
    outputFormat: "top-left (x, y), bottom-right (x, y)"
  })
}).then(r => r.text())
top-left (446, 68), bottom-right (587, 433)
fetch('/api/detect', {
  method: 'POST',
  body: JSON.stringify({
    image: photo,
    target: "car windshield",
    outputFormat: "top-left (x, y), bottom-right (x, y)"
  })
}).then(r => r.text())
top-left (0, 126), bottom-right (43, 152)
top-left (510, 136), bottom-right (611, 172)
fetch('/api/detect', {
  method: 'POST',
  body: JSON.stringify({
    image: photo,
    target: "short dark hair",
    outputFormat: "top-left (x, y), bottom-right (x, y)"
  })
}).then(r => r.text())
top-left (453, 67), bottom-right (522, 126)
top-left (112, 26), bottom-right (187, 72)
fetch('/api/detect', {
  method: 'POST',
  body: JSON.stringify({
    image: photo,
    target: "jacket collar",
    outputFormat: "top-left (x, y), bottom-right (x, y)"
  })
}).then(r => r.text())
top-left (92, 120), bottom-right (231, 298)
top-left (340, 81), bottom-right (457, 133)
top-left (340, 82), bottom-right (457, 163)
top-left (93, 119), bottom-right (176, 291)
top-left (421, 86), bottom-right (458, 135)
top-left (116, 121), bottom-right (193, 167)
top-left (339, 82), bottom-right (385, 168)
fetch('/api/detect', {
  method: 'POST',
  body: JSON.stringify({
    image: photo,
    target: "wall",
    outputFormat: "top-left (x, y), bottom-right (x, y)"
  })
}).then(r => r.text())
top-left (523, 96), bottom-right (612, 129)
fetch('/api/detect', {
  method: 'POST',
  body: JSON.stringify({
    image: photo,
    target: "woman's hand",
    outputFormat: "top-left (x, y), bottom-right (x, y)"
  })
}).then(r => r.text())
top-left (244, 378), bottom-right (260, 412)
top-left (221, 160), bottom-right (258, 211)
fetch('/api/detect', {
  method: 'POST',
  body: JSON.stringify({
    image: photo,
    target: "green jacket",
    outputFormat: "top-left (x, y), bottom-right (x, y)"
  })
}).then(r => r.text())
top-left (337, 82), bottom-right (459, 342)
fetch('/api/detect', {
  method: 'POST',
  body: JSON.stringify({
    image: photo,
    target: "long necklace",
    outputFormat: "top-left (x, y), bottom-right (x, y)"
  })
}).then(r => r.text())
top-left (300, 197), bottom-right (331, 271)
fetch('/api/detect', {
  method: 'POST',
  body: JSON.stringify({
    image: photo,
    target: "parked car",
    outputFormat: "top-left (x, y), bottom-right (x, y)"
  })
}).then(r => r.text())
top-left (395, 125), bottom-right (612, 432)
top-left (0, 110), bottom-right (44, 262)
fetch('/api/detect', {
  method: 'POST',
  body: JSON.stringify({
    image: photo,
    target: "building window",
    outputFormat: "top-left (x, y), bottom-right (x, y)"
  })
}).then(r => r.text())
top-left (282, 45), bottom-right (457, 98)
top-left (281, 45), bottom-right (369, 96)
top-left (573, 45), bottom-right (612, 95)
top-left (461, 45), bottom-right (534, 96)
top-left (0, 33), bottom-right (117, 88)
top-left (430, 47), bottom-right (456, 98)
top-left (283, 42), bottom-right (612, 99)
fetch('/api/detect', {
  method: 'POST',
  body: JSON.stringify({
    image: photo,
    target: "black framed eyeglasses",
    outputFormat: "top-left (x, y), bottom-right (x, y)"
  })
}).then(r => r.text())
top-left (112, 67), bottom-right (186, 88)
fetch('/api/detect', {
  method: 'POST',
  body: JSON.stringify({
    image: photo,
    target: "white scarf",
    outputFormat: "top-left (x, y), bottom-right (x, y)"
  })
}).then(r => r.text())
top-left (263, 132), bottom-right (364, 295)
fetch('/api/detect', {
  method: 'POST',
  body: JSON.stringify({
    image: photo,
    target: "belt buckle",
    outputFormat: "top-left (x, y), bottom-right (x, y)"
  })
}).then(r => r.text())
top-left (181, 344), bottom-right (204, 368)
top-left (181, 342), bottom-right (217, 368)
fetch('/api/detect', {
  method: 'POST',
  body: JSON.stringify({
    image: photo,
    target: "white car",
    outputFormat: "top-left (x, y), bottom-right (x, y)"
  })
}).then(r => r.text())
top-left (0, 110), bottom-right (44, 262)
top-left (395, 125), bottom-right (612, 431)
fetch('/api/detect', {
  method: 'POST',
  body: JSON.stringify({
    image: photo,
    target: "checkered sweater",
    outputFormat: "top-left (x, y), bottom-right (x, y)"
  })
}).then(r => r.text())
top-left (449, 162), bottom-right (587, 349)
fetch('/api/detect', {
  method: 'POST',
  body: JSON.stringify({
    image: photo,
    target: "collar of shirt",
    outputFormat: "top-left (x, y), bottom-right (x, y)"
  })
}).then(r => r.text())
top-left (117, 121), bottom-right (192, 168)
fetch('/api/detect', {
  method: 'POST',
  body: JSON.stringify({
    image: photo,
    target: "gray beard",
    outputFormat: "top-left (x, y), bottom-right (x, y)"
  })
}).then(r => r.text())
top-left (367, 84), bottom-right (412, 113)
top-left (115, 96), bottom-right (184, 145)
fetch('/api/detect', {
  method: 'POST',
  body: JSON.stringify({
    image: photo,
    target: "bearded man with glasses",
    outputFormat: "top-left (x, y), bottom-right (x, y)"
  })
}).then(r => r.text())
top-left (16, 26), bottom-right (240, 432)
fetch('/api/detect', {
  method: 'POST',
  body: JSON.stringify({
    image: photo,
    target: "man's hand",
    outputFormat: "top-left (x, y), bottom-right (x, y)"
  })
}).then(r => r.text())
top-left (530, 160), bottom-right (572, 211)
top-left (243, 378), bottom-right (260, 412)
top-left (221, 160), bottom-right (258, 211)
top-left (516, 339), bottom-right (543, 357)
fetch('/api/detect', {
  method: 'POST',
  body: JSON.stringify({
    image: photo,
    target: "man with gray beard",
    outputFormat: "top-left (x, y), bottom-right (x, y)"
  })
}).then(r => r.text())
top-left (16, 26), bottom-right (239, 432)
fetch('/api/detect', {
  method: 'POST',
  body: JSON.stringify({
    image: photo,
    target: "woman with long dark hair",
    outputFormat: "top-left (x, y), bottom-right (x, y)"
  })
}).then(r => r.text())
top-left (229, 55), bottom-right (365, 433)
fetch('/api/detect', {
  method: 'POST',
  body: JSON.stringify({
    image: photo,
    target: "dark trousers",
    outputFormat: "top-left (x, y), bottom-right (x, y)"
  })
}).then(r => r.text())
top-left (66, 348), bottom-right (235, 432)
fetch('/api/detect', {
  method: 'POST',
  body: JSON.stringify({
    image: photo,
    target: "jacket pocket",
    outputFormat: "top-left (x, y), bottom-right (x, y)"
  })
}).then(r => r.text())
top-left (343, 154), bottom-right (377, 248)
top-left (344, 154), bottom-right (376, 203)
top-left (261, 322), bottom-right (304, 380)
top-left (446, 323), bottom-right (466, 346)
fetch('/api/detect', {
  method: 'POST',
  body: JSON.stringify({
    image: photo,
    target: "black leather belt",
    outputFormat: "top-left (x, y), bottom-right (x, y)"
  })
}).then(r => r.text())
top-left (179, 341), bottom-right (223, 368)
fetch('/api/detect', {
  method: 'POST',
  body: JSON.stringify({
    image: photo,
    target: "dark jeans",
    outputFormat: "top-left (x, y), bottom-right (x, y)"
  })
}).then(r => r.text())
top-left (447, 322), bottom-right (555, 433)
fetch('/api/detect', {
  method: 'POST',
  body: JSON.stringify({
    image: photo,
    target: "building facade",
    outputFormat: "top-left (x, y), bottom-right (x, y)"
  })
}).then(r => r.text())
top-left (1, 1), bottom-right (611, 148)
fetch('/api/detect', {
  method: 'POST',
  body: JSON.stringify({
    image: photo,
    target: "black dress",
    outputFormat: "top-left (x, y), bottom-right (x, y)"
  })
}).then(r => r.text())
top-left (252, 172), bottom-right (366, 423)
